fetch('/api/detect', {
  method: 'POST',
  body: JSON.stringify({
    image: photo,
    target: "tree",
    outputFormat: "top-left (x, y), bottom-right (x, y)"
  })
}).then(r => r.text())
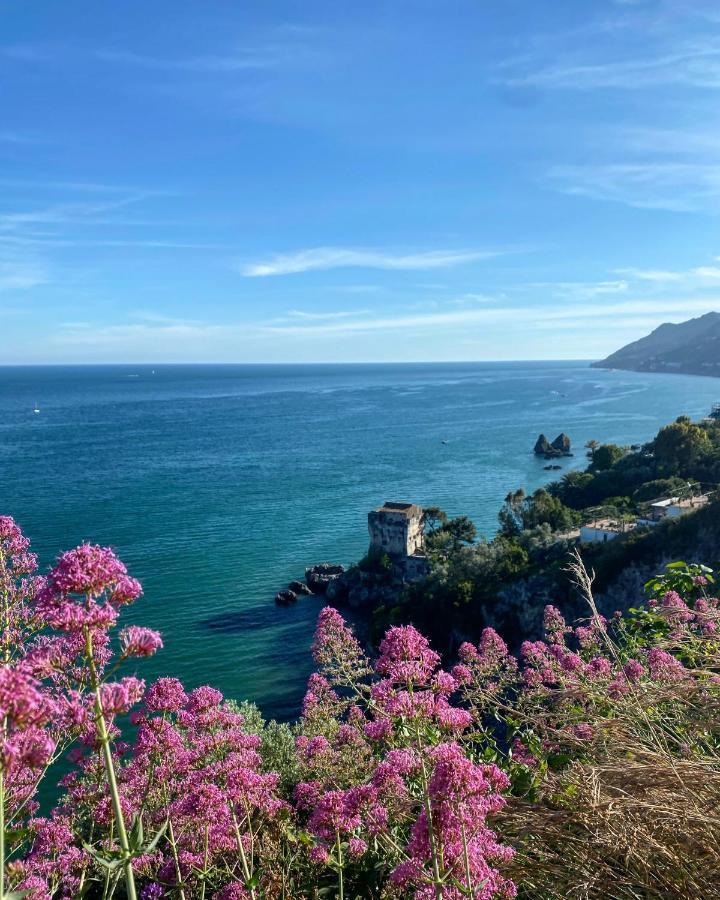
top-left (444, 515), bottom-right (477, 549)
top-left (498, 489), bottom-right (525, 537)
top-left (423, 506), bottom-right (448, 534)
top-left (585, 439), bottom-right (600, 462)
top-left (588, 444), bottom-right (625, 472)
top-left (650, 419), bottom-right (712, 476)
top-left (520, 489), bottom-right (580, 532)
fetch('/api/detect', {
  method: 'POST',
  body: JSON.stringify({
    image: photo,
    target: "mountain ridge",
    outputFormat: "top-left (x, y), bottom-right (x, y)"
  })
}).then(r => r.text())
top-left (591, 311), bottom-right (720, 377)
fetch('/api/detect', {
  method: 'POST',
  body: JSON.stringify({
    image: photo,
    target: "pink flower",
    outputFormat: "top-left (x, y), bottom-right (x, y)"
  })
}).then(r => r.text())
top-left (479, 627), bottom-right (509, 660)
top-left (432, 670), bottom-right (458, 696)
top-left (100, 677), bottom-right (145, 715)
top-left (376, 625), bottom-right (440, 685)
top-left (543, 605), bottom-right (568, 645)
top-left (120, 626), bottom-right (163, 658)
top-left (50, 544), bottom-right (130, 597)
top-left (364, 718), bottom-right (393, 741)
top-left (623, 659), bottom-right (645, 682)
top-left (187, 686), bottom-right (223, 712)
top-left (647, 648), bottom-right (686, 682)
top-left (144, 677), bottom-right (188, 713)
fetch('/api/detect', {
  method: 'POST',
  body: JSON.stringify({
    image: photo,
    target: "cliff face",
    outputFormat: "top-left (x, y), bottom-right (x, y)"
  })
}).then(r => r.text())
top-left (592, 312), bottom-right (720, 377)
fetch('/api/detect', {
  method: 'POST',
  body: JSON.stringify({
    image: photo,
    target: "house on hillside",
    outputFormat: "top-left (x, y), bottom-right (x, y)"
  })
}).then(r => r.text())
top-left (580, 518), bottom-right (637, 544)
top-left (637, 494), bottom-right (710, 527)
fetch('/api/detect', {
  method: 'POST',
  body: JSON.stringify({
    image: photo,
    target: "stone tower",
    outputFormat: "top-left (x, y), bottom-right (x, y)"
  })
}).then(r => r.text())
top-left (367, 502), bottom-right (425, 558)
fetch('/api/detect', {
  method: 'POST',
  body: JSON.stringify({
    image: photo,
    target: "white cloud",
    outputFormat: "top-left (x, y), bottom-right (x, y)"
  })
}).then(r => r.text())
top-left (499, 38), bottom-right (720, 91)
top-left (0, 261), bottom-right (47, 291)
top-left (615, 267), bottom-right (684, 282)
top-left (241, 247), bottom-right (506, 277)
top-left (261, 297), bottom-right (717, 337)
top-left (547, 163), bottom-right (720, 212)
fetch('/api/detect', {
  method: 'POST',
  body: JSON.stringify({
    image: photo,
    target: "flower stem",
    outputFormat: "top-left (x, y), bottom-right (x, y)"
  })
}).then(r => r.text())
top-left (336, 832), bottom-right (344, 900)
top-left (84, 627), bottom-right (137, 900)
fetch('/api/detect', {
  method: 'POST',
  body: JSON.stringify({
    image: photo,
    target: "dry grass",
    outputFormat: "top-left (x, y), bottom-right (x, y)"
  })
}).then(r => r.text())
top-left (499, 743), bottom-right (720, 899)
top-left (495, 553), bottom-right (720, 899)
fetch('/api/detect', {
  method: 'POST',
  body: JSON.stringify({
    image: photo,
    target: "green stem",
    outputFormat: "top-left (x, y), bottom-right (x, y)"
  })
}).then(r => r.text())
top-left (336, 831), bottom-right (344, 900)
top-left (461, 822), bottom-right (473, 897)
top-left (231, 811), bottom-right (257, 900)
top-left (84, 627), bottom-right (137, 900)
top-left (417, 737), bottom-right (443, 900)
top-left (167, 819), bottom-right (187, 900)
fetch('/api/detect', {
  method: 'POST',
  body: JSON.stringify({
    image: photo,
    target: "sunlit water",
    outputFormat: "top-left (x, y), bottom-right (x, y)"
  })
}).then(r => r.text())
top-left (1, 362), bottom-right (717, 719)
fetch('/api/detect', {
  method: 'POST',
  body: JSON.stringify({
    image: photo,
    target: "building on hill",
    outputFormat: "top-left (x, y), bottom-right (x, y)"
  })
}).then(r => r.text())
top-left (368, 502), bottom-right (427, 579)
top-left (580, 518), bottom-right (637, 544)
top-left (637, 494), bottom-right (711, 526)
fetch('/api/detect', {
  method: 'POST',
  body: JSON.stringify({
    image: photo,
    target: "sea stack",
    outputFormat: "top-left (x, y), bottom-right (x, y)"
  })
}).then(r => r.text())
top-left (534, 434), bottom-right (552, 456)
top-left (551, 432), bottom-right (571, 455)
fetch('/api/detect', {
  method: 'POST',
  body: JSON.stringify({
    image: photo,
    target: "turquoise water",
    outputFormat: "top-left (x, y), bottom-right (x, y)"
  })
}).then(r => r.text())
top-left (1, 362), bottom-right (717, 719)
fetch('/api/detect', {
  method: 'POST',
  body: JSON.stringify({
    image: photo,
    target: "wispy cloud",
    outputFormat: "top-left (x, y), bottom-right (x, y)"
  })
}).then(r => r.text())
top-left (261, 297), bottom-right (717, 337)
top-left (616, 261), bottom-right (720, 286)
top-left (0, 261), bottom-right (47, 291)
top-left (547, 162), bottom-right (720, 212)
top-left (281, 309), bottom-right (372, 321)
top-left (241, 247), bottom-right (507, 277)
top-left (499, 38), bottom-right (720, 91)
top-left (94, 48), bottom-right (287, 73)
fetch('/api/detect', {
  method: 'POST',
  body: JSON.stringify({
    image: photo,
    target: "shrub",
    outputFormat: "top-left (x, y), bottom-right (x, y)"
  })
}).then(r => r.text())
top-left (1, 517), bottom-right (719, 898)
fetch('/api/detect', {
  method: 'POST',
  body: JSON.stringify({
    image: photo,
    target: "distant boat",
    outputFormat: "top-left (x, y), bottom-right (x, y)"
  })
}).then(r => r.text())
top-left (441, 439), bottom-right (449, 445)
top-left (33, 402), bottom-right (40, 414)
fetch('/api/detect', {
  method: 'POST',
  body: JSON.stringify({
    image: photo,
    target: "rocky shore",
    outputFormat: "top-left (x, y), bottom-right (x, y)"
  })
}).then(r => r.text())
top-left (275, 560), bottom-right (406, 611)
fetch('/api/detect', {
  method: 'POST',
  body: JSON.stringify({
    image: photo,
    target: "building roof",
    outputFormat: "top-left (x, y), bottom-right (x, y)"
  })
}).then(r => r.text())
top-left (582, 519), bottom-right (636, 533)
top-left (671, 494), bottom-right (710, 510)
top-left (374, 502), bottom-right (423, 517)
top-left (650, 497), bottom-right (680, 509)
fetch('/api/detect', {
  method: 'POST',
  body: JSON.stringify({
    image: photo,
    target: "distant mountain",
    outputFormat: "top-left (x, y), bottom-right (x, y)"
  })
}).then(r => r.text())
top-left (592, 312), bottom-right (720, 377)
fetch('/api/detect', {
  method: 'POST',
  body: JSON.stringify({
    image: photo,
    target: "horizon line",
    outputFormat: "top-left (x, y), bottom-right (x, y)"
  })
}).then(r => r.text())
top-left (0, 358), bottom-right (600, 368)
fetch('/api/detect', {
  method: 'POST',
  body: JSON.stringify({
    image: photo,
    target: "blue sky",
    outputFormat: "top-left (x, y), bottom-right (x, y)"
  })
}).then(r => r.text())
top-left (2, 0), bottom-right (720, 363)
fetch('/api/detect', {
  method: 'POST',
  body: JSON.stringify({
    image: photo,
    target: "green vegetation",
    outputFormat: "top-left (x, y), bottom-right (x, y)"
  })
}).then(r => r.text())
top-left (371, 413), bottom-right (720, 649)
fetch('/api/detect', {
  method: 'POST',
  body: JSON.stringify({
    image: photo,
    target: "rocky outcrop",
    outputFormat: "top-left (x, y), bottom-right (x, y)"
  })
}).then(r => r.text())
top-left (534, 434), bottom-right (552, 455)
top-left (535, 432), bottom-right (572, 459)
top-left (274, 589), bottom-right (297, 606)
top-left (289, 580), bottom-right (313, 596)
top-left (551, 432), bottom-right (571, 454)
top-left (305, 563), bottom-right (346, 594)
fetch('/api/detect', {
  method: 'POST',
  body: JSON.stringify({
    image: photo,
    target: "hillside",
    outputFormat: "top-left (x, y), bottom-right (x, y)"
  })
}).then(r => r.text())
top-left (591, 311), bottom-right (720, 377)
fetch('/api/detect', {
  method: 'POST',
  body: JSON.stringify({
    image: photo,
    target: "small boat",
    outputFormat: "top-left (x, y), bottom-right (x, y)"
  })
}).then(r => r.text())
top-left (33, 402), bottom-right (40, 414)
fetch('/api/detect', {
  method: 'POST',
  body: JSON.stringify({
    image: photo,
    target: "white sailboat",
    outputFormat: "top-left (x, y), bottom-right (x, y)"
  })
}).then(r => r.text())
top-left (33, 401), bottom-right (40, 414)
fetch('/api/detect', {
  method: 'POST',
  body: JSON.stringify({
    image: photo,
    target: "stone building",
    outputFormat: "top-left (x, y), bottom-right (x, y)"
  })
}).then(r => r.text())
top-left (368, 502), bottom-right (427, 578)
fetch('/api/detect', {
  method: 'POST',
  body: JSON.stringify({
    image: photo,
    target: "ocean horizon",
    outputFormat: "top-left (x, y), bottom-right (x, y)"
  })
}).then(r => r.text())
top-left (2, 360), bottom-right (718, 720)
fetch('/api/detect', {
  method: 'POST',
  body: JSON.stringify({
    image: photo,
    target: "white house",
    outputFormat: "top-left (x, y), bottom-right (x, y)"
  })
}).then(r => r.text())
top-left (637, 494), bottom-right (710, 527)
top-left (580, 519), bottom-right (636, 544)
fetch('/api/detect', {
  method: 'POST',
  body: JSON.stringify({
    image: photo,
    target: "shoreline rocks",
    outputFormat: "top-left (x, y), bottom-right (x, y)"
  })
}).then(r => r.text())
top-left (274, 588), bottom-right (297, 606)
top-left (274, 563), bottom-right (347, 605)
top-left (305, 563), bottom-right (346, 593)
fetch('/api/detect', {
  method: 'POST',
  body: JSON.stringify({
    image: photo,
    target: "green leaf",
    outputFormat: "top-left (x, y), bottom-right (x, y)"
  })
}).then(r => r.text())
top-left (81, 842), bottom-right (124, 872)
top-left (143, 819), bottom-right (169, 855)
top-left (129, 814), bottom-right (144, 852)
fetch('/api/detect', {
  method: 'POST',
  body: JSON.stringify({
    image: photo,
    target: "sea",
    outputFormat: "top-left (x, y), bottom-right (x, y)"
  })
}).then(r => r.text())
top-left (1, 362), bottom-right (717, 720)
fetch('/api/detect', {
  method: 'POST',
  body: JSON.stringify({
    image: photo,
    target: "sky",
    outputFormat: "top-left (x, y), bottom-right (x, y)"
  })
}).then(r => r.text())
top-left (2, 0), bottom-right (720, 364)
